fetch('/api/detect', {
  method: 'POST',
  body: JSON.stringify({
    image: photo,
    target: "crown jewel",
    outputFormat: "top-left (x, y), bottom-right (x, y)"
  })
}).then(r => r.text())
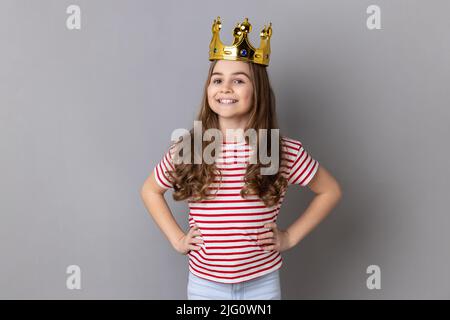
top-left (209, 16), bottom-right (273, 66)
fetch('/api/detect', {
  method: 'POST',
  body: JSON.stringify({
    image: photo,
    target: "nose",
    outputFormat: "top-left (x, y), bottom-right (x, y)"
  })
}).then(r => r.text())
top-left (220, 82), bottom-right (233, 93)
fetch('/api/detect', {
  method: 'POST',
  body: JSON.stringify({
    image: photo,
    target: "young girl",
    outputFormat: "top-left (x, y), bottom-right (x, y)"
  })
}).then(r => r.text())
top-left (140, 17), bottom-right (342, 300)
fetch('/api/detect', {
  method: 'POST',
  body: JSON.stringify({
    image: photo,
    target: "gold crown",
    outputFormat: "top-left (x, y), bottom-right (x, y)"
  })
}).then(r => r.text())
top-left (209, 16), bottom-right (273, 66)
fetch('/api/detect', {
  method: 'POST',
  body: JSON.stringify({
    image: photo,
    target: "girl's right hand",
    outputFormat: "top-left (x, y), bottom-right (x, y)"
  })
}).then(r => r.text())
top-left (174, 224), bottom-right (204, 255)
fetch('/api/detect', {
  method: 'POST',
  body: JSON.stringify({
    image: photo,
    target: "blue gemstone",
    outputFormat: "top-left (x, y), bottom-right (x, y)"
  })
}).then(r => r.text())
top-left (240, 49), bottom-right (247, 56)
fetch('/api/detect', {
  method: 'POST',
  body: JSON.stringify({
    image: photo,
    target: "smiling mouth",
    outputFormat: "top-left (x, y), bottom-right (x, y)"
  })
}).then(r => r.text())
top-left (216, 99), bottom-right (238, 104)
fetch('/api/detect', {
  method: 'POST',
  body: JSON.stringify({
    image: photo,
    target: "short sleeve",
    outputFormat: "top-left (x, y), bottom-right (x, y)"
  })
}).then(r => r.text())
top-left (287, 140), bottom-right (320, 187)
top-left (153, 144), bottom-right (176, 190)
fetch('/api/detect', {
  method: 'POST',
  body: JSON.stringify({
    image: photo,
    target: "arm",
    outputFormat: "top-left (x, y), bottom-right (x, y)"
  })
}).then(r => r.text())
top-left (140, 172), bottom-right (186, 250)
top-left (285, 164), bottom-right (342, 248)
top-left (140, 172), bottom-right (204, 254)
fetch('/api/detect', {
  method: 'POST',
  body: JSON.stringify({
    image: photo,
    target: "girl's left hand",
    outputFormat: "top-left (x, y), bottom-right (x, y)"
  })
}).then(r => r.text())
top-left (256, 222), bottom-right (292, 253)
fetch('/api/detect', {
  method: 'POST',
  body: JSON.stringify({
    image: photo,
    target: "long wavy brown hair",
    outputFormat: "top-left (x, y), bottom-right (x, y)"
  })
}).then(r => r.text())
top-left (168, 60), bottom-right (288, 207)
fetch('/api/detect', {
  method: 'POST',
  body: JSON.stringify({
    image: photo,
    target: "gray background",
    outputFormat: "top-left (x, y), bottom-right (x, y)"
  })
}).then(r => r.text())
top-left (1, 0), bottom-right (449, 299)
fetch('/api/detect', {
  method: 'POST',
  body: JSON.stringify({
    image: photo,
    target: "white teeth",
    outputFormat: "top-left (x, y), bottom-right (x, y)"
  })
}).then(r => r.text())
top-left (218, 99), bottom-right (237, 104)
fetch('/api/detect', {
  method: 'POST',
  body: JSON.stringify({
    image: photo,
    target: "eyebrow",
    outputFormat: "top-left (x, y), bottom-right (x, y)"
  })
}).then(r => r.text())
top-left (211, 72), bottom-right (251, 79)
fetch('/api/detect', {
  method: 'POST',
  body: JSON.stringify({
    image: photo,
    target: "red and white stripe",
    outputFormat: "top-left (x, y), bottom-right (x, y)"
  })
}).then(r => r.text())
top-left (153, 136), bottom-right (319, 283)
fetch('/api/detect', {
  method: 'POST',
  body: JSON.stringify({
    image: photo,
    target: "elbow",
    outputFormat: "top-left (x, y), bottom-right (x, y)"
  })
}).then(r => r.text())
top-left (140, 183), bottom-right (149, 200)
top-left (335, 183), bottom-right (343, 201)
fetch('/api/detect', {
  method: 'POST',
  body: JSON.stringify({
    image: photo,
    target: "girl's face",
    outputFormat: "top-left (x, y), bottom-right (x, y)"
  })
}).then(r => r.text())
top-left (207, 60), bottom-right (254, 124)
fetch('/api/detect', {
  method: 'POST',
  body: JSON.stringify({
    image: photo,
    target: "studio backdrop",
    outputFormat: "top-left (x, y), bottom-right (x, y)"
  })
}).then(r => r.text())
top-left (1, 0), bottom-right (449, 299)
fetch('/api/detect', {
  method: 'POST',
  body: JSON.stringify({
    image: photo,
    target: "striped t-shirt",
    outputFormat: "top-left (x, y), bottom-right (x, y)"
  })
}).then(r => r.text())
top-left (153, 136), bottom-right (319, 284)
